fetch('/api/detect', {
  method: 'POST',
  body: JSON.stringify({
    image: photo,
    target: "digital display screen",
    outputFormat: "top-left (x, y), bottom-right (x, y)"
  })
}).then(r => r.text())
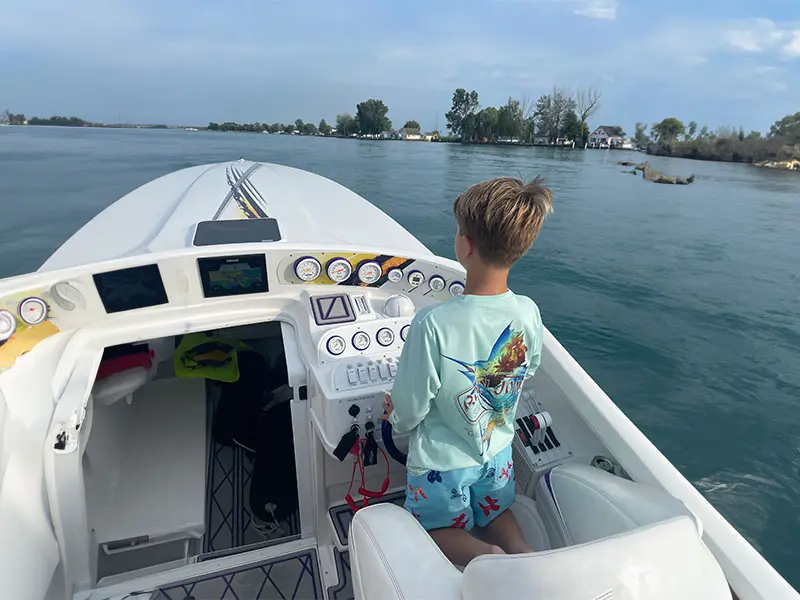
top-left (193, 219), bottom-right (282, 246)
top-left (93, 264), bottom-right (169, 314)
top-left (198, 254), bottom-right (268, 298)
top-left (310, 294), bottom-right (355, 326)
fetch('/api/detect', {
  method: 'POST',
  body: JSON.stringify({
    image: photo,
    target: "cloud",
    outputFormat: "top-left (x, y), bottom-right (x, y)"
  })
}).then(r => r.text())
top-left (574, 0), bottom-right (619, 20)
top-left (722, 18), bottom-right (800, 55)
top-left (784, 30), bottom-right (800, 57)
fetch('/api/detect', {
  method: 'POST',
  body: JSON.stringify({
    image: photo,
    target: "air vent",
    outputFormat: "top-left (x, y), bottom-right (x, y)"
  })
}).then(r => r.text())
top-left (352, 295), bottom-right (370, 315)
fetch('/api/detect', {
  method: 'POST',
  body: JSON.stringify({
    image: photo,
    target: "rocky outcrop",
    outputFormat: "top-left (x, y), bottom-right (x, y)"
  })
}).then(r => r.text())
top-left (754, 159), bottom-right (800, 171)
top-left (634, 162), bottom-right (695, 185)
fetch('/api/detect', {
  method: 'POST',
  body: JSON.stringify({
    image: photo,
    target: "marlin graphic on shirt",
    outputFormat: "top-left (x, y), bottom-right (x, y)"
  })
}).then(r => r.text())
top-left (443, 323), bottom-right (528, 454)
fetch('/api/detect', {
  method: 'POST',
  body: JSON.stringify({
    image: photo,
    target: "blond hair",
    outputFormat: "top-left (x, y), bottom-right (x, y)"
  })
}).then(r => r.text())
top-left (453, 176), bottom-right (553, 267)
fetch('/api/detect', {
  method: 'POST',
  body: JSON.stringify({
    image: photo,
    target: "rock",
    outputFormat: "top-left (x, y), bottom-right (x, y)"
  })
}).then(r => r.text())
top-left (634, 162), bottom-right (696, 185)
top-left (618, 161), bottom-right (637, 166)
top-left (754, 159), bottom-right (800, 171)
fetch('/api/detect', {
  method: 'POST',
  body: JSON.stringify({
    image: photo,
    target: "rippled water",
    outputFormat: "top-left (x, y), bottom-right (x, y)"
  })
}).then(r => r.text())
top-left (1, 126), bottom-right (799, 587)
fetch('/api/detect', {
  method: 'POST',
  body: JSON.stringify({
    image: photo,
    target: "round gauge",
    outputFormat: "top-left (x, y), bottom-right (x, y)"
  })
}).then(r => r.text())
top-left (326, 258), bottom-right (353, 283)
top-left (449, 281), bottom-right (465, 296)
top-left (18, 297), bottom-right (48, 326)
top-left (352, 331), bottom-right (371, 351)
top-left (294, 256), bottom-right (322, 282)
top-left (387, 268), bottom-right (403, 283)
top-left (400, 324), bottom-right (411, 341)
top-left (357, 261), bottom-right (382, 285)
top-left (429, 275), bottom-right (446, 292)
top-left (407, 270), bottom-right (425, 287)
top-left (0, 309), bottom-right (16, 342)
top-left (326, 335), bottom-right (346, 356)
top-left (376, 327), bottom-right (395, 347)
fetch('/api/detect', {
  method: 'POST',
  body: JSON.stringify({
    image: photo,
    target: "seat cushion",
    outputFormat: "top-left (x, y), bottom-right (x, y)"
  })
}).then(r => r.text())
top-left (536, 462), bottom-right (699, 547)
top-left (349, 503), bottom-right (462, 600)
top-left (462, 516), bottom-right (731, 600)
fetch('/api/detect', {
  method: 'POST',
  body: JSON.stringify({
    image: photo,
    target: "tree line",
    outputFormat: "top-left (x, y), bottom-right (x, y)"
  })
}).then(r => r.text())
top-left (207, 99), bottom-right (422, 138)
top-left (444, 87), bottom-right (602, 145)
top-left (636, 114), bottom-right (800, 163)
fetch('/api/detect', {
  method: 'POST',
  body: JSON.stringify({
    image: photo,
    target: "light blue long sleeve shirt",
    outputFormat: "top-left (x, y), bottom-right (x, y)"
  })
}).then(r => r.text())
top-left (389, 290), bottom-right (543, 475)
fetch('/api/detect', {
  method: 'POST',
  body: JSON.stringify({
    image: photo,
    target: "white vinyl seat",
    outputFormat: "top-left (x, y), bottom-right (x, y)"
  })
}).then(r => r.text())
top-left (535, 462), bottom-right (701, 547)
top-left (349, 502), bottom-right (730, 600)
top-left (349, 464), bottom-right (732, 600)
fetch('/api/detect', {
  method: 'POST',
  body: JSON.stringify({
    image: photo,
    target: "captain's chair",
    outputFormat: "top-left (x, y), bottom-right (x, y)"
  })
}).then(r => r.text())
top-left (349, 463), bottom-right (732, 600)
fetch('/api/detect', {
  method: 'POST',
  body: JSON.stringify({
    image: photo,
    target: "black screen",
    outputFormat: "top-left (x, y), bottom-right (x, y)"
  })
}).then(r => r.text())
top-left (93, 264), bottom-right (169, 314)
top-left (193, 219), bottom-right (282, 246)
top-left (198, 254), bottom-right (268, 298)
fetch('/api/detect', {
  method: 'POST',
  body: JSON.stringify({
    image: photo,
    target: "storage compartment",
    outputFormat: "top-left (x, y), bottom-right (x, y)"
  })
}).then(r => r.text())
top-left (80, 322), bottom-right (299, 583)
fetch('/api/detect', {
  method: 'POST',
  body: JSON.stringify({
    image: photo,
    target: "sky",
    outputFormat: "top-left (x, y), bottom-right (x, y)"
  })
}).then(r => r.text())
top-left (1, 0), bottom-right (798, 135)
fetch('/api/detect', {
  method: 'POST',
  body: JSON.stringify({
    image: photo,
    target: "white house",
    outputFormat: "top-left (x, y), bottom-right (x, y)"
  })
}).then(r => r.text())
top-left (398, 127), bottom-right (422, 141)
top-left (588, 126), bottom-right (625, 148)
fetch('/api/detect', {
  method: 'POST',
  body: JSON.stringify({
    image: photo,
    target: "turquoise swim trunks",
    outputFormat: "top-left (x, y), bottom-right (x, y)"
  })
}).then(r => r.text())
top-left (404, 442), bottom-right (515, 532)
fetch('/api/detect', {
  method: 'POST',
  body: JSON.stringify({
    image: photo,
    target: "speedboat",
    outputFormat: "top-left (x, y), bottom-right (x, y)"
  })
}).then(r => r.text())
top-left (0, 160), bottom-right (796, 600)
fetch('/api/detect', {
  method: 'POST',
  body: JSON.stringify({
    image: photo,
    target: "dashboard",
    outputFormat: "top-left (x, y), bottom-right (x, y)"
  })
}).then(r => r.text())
top-left (0, 245), bottom-right (464, 456)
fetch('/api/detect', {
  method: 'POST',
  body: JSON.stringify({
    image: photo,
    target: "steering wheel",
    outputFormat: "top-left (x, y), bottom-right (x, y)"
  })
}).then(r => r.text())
top-left (380, 418), bottom-right (407, 466)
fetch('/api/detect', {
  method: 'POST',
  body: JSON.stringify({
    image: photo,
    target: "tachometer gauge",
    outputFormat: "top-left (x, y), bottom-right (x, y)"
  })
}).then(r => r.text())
top-left (357, 261), bottom-right (382, 285)
top-left (0, 310), bottom-right (17, 342)
top-left (387, 268), bottom-right (403, 283)
top-left (352, 331), bottom-right (371, 351)
top-left (376, 327), bottom-right (395, 347)
top-left (400, 324), bottom-right (410, 341)
top-left (326, 258), bottom-right (353, 283)
top-left (449, 281), bottom-right (465, 296)
top-left (326, 335), bottom-right (346, 356)
top-left (294, 256), bottom-right (322, 282)
top-left (407, 270), bottom-right (425, 287)
top-left (429, 275), bottom-right (446, 292)
top-left (18, 297), bottom-right (48, 325)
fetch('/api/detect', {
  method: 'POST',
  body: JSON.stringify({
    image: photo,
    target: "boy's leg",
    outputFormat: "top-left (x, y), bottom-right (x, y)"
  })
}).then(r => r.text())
top-left (470, 443), bottom-right (534, 554)
top-left (481, 509), bottom-right (534, 554)
top-left (429, 528), bottom-right (505, 567)
top-left (404, 468), bottom-right (504, 567)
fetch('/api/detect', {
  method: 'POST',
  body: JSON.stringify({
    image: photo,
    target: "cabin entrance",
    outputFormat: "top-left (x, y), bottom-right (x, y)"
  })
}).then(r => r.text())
top-left (78, 321), bottom-right (303, 586)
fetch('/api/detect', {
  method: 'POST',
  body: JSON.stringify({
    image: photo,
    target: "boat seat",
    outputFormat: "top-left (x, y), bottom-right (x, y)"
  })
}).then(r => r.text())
top-left (535, 462), bottom-right (700, 548)
top-left (349, 502), bottom-right (731, 600)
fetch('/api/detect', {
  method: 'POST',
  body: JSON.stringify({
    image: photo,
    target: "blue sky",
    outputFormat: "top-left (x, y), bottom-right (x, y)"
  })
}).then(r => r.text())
top-left (1, 0), bottom-right (798, 135)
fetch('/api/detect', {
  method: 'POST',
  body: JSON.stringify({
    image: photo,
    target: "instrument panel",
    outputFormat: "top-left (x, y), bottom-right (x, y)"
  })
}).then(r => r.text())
top-left (0, 245), bottom-right (464, 374)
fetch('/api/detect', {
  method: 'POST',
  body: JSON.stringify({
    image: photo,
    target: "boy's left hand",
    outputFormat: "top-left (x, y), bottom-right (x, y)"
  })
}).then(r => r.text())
top-left (381, 393), bottom-right (394, 421)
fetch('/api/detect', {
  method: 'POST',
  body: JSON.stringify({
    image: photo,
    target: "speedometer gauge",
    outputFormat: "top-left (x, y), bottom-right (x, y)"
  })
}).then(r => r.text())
top-left (18, 297), bottom-right (48, 325)
top-left (0, 310), bottom-right (17, 342)
top-left (326, 258), bottom-right (352, 283)
top-left (428, 275), bottom-right (446, 292)
top-left (326, 335), bottom-right (346, 356)
top-left (376, 327), bottom-right (394, 347)
top-left (294, 256), bottom-right (322, 282)
top-left (352, 331), bottom-right (371, 351)
top-left (357, 261), bottom-right (382, 285)
top-left (387, 268), bottom-right (403, 283)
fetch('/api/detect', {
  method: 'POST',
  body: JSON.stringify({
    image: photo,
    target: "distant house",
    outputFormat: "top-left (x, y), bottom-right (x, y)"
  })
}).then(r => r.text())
top-left (588, 126), bottom-right (625, 148)
top-left (399, 127), bottom-right (422, 141)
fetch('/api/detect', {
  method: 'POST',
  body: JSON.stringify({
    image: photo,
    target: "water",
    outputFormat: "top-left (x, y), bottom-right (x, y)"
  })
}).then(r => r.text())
top-left (2, 126), bottom-right (799, 587)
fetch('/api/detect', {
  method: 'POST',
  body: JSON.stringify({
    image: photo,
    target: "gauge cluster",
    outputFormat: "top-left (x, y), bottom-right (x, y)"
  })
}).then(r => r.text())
top-left (277, 251), bottom-right (465, 302)
top-left (317, 316), bottom-right (411, 366)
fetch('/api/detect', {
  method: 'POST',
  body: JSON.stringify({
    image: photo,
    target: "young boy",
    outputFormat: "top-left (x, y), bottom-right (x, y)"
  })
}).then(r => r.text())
top-left (382, 176), bottom-right (553, 567)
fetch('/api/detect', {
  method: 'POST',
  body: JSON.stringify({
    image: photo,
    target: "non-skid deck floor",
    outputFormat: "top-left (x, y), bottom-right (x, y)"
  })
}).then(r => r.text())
top-left (204, 382), bottom-right (300, 555)
top-left (152, 549), bottom-right (321, 600)
top-left (328, 492), bottom-right (405, 547)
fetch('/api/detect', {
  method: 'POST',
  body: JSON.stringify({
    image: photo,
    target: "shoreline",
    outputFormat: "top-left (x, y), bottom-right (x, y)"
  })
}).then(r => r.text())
top-left (6, 124), bottom-right (799, 170)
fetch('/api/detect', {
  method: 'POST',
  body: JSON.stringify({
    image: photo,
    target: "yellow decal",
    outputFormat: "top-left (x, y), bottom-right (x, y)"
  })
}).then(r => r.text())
top-left (0, 320), bottom-right (60, 369)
